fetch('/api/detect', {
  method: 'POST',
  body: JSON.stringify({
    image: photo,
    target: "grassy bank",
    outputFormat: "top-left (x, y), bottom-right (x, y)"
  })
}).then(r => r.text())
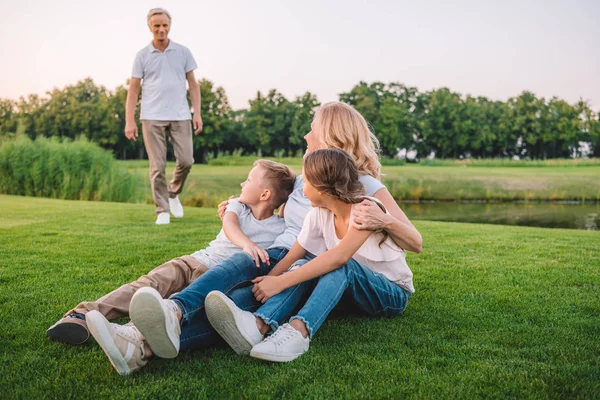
top-left (121, 161), bottom-right (600, 206)
top-left (0, 195), bottom-right (598, 398)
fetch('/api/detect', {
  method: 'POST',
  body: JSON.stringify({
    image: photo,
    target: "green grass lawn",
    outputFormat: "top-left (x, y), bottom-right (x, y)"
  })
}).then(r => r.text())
top-left (121, 161), bottom-right (600, 207)
top-left (1, 194), bottom-right (599, 398)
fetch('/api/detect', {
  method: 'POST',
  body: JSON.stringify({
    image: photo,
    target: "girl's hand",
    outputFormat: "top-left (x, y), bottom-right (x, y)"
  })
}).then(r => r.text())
top-left (243, 244), bottom-right (270, 268)
top-left (217, 195), bottom-right (236, 220)
top-left (351, 199), bottom-right (391, 231)
top-left (252, 276), bottom-right (284, 303)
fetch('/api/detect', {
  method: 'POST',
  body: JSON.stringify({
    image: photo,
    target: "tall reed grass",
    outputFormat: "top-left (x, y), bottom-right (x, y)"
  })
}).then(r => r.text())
top-left (0, 135), bottom-right (139, 202)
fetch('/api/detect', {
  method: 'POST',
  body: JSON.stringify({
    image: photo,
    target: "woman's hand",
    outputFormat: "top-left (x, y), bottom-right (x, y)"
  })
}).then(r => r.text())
top-left (351, 199), bottom-right (391, 231)
top-left (252, 276), bottom-right (284, 303)
top-left (217, 195), bottom-right (236, 220)
top-left (243, 243), bottom-right (270, 268)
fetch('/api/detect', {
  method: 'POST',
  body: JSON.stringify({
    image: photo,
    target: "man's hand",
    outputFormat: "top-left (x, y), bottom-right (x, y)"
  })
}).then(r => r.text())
top-left (125, 121), bottom-right (138, 141)
top-left (217, 195), bottom-right (237, 220)
top-left (243, 243), bottom-right (270, 268)
top-left (193, 114), bottom-right (203, 135)
top-left (252, 276), bottom-right (284, 303)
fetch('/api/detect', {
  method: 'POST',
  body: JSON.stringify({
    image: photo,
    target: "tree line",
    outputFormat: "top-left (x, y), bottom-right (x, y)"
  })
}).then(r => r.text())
top-left (1, 78), bottom-right (599, 161)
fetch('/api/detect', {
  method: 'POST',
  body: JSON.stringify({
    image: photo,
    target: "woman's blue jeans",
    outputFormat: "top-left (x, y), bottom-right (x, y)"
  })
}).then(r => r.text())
top-left (254, 257), bottom-right (411, 339)
top-left (170, 248), bottom-right (289, 351)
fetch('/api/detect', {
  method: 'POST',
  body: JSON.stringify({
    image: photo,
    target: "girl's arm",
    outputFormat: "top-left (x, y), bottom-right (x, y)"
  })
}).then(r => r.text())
top-left (353, 188), bottom-right (423, 253)
top-left (252, 227), bottom-right (371, 303)
top-left (267, 241), bottom-right (306, 277)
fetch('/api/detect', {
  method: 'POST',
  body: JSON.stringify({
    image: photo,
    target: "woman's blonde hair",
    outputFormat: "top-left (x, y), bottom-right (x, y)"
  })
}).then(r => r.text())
top-left (312, 102), bottom-right (381, 179)
top-left (304, 149), bottom-right (388, 246)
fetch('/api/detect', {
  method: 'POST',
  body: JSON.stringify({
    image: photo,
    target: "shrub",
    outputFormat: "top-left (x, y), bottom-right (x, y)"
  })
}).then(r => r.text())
top-left (0, 135), bottom-right (139, 202)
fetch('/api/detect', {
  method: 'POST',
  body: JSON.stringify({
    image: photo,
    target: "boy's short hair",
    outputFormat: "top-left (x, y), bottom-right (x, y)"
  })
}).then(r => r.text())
top-left (253, 160), bottom-right (296, 208)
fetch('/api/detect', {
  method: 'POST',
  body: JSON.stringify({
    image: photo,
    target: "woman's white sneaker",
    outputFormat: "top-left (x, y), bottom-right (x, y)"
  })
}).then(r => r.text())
top-left (129, 287), bottom-right (181, 359)
top-left (168, 196), bottom-right (184, 218)
top-left (250, 323), bottom-right (309, 362)
top-left (86, 311), bottom-right (148, 375)
top-left (205, 290), bottom-right (263, 355)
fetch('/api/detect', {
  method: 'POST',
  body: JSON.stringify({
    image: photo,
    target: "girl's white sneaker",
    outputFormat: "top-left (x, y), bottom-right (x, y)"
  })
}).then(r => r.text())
top-left (250, 323), bottom-right (309, 362)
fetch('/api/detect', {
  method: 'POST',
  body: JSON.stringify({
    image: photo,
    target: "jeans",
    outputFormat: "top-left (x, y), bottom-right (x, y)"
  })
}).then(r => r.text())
top-left (170, 248), bottom-right (289, 351)
top-left (254, 257), bottom-right (411, 339)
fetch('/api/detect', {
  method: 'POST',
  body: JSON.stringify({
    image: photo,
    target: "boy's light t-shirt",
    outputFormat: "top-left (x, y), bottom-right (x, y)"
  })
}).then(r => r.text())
top-left (190, 199), bottom-right (285, 268)
top-left (269, 174), bottom-right (385, 251)
top-left (297, 201), bottom-right (414, 293)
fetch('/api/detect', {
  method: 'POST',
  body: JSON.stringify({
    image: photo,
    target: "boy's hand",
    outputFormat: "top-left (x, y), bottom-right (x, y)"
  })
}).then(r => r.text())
top-left (217, 195), bottom-right (236, 220)
top-left (243, 243), bottom-right (270, 268)
top-left (252, 276), bottom-right (283, 303)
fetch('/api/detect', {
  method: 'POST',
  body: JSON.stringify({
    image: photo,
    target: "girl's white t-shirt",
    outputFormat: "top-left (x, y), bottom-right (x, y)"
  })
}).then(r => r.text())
top-left (297, 201), bottom-right (414, 293)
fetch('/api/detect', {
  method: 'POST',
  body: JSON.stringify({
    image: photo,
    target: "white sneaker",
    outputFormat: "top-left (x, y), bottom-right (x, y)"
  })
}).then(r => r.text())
top-left (129, 287), bottom-right (181, 359)
top-left (205, 290), bottom-right (263, 355)
top-left (86, 311), bottom-right (148, 375)
top-left (168, 196), bottom-right (184, 218)
top-left (155, 212), bottom-right (170, 225)
top-left (250, 323), bottom-right (309, 362)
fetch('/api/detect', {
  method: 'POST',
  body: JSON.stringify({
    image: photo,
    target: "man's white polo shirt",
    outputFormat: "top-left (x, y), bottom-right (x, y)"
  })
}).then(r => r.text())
top-left (132, 40), bottom-right (197, 121)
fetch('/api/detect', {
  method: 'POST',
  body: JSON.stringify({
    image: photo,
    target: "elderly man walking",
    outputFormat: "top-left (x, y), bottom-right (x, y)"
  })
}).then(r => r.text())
top-left (125, 8), bottom-right (202, 225)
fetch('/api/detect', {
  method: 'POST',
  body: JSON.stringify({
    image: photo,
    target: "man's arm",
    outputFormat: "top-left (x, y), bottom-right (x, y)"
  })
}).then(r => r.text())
top-left (124, 78), bottom-right (142, 141)
top-left (222, 212), bottom-right (268, 267)
top-left (186, 71), bottom-right (202, 135)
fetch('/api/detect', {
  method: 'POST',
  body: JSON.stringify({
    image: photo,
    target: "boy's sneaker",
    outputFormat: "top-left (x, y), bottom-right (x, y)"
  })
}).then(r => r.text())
top-left (129, 287), bottom-right (180, 359)
top-left (86, 311), bottom-right (147, 375)
top-left (46, 313), bottom-right (89, 345)
top-left (155, 212), bottom-right (170, 225)
top-left (205, 290), bottom-right (263, 355)
top-left (250, 323), bottom-right (309, 362)
top-left (168, 196), bottom-right (184, 218)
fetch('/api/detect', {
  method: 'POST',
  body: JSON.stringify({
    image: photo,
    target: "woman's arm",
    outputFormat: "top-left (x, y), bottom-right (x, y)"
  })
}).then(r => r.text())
top-left (252, 227), bottom-right (371, 302)
top-left (353, 188), bottom-right (423, 253)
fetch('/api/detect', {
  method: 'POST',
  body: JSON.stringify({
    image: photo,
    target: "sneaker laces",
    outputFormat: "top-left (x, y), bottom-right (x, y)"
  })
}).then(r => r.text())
top-left (264, 324), bottom-right (300, 347)
top-left (116, 324), bottom-right (143, 344)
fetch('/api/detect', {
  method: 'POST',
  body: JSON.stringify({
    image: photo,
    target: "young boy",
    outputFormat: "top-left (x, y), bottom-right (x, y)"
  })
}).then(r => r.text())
top-left (47, 160), bottom-right (296, 346)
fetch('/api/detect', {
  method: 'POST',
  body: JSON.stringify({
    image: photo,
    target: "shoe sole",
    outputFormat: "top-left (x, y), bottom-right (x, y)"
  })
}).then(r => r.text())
top-left (205, 291), bottom-right (254, 355)
top-left (86, 311), bottom-right (130, 375)
top-left (46, 320), bottom-right (89, 345)
top-left (250, 347), bottom-right (306, 363)
top-left (130, 288), bottom-right (178, 359)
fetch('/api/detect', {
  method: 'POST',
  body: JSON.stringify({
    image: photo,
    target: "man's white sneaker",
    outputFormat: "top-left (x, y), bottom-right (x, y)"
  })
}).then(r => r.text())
top-left (155, 212), bottom-right (170, 225)
top-left (205, 290), bottom-right (263, 355)
top-left (86, 311), bottom-right (148, 375)
top-left (250, 323), bottom-right (309, 362)
top-left (129, 287), bottom-right (181, 359)
top-left (168, 196), bottom-right (184, 218)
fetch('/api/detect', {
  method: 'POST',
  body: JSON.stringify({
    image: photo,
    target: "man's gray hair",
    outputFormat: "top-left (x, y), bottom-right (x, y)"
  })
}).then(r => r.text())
top-left (147, 8), bottom-right (171, 24)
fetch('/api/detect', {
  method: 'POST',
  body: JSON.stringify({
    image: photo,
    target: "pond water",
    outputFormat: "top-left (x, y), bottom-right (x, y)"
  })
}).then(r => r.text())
top-left (401, 202), bottom-right (600, 231)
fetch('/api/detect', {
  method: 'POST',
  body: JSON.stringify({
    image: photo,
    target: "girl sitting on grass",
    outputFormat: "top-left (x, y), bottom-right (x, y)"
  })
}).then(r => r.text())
top-left (205, 148), bottom-right (415, 362)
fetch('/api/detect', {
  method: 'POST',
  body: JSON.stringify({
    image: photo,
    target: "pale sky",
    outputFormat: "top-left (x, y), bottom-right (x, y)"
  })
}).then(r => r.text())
top-left (2, 0), bottom-right (599, 110)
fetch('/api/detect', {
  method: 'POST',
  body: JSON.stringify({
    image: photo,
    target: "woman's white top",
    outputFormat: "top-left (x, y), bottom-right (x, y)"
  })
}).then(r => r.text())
top-left (297, 200), bottom-right (414, 293)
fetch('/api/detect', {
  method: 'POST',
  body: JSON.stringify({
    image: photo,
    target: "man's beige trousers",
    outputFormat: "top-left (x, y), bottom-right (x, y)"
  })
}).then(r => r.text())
top-left (142, 120), bottom-right (194, 214)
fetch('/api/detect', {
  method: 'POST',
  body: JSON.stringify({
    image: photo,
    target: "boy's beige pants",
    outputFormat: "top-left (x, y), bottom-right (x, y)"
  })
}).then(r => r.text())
top-left (142, 120), bottom-right (194, 214)
top-left (67, 256), bottom-right (208, 321)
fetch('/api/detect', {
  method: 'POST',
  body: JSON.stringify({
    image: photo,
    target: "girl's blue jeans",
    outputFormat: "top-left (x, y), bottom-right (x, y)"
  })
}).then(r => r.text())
top-left (254, 257), bottom-right (411, 339)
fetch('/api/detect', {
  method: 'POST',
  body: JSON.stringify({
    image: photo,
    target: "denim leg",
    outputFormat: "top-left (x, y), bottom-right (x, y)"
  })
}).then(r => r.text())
top-left (253, 259), bottom-right (316, 332)
top-left (292, 258), bottom-right (411, 338)
top-left (171, 248), bottom-right (288, 323)
top-left (179, 286), bottom-right (259, 351)
top-left (172, 248), bottom-right (289, 351)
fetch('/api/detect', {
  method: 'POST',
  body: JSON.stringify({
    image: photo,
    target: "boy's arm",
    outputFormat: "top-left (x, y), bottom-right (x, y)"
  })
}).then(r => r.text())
top-left (222, 212), bottom-right (269, 267)
top-left (266, 241), bottom-right (306, 277)
top-left (252, 227), bottom-right (372, 303)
